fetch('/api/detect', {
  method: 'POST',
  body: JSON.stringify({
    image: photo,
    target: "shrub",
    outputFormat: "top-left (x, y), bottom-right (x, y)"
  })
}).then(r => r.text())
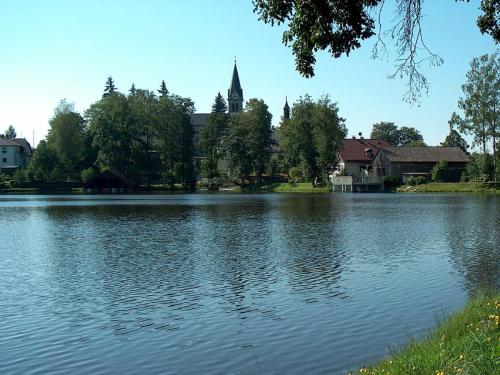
top-left (288, 166), bottom-right (303, 183)
top-left (81, 167), bottom-right (98, 183)
top-left (431, 160), bottom-right (449, 182)
top-left (383, 176), bottom-right (401, 187)
top-left (464, 153), bottom-right (494, 181)
top-left (0, 173), bottom-right (9, 188)
top-left (407, 176), bottom-right (427, 186)
top-left (11, 168), bottom-right (28, 187)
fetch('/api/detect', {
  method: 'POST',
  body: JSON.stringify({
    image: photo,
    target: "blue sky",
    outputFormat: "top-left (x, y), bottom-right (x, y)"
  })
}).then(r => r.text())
top-left (0, 0), bottom-right (497, 148)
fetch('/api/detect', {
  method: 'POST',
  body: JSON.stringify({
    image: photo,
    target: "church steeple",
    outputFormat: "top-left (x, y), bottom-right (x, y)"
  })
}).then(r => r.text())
top-left (283, 97), bottom-right (290, 120)
top-left (228, 60), bottom-right (243, 114)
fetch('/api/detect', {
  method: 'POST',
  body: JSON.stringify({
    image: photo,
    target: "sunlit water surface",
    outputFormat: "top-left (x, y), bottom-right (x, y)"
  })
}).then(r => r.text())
top-left (0, 193), bottom-right (498, 374)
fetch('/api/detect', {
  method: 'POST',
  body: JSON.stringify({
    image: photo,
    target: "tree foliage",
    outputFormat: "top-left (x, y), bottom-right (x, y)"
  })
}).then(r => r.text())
top-left (253, 0), bottom-right (499, 103)
top-left (458, 52), bottom-right (499, 163)
top-left (223, 98), bottom-right (274, 181)
top-left (3, 125), bottom-right (17, 139)
top-left (158, 80), bottom-right (169, 97)
top-left (198, 94), bottom-right (230, 178)
top-left (370, 122), bottom-right (424, 146)
top-left (280, 95), bottom-right (346, 185)
top-left (441, 112), bottom-right (469, 152)
top-left (103, 76), bottom-right (117, 98)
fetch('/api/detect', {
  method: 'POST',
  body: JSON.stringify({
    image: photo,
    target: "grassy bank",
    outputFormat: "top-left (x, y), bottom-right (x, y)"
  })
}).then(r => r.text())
top-left (265, 182), bottom-right (332, 193)
top-left (349, 293), bottom-right (499, 375)
top-left (397, 182), bottom-right (500, 194)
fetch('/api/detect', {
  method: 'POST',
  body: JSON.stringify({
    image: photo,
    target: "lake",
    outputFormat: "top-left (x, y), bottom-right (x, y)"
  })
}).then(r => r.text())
top-left (0, 193), bottom-right (498, 374)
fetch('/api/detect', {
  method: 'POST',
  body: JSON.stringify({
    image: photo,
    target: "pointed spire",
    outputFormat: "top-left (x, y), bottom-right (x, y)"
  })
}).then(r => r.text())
top-left (283, 96), bottom-right (290, 120)
top-left (229, 61), bottom-right (243, 98)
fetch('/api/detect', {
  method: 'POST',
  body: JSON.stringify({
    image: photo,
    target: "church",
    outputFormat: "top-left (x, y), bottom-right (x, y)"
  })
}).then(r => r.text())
top-left (190, 61), bottom-right (290, 138)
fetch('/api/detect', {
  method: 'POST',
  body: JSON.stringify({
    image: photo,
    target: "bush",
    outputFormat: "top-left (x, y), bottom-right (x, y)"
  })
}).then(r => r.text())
top-left (431, 160), bottom-right (449, 182)
top-left (464, 153), bottom-right (494, 181)
top-left (383, 176), bottom-right (401, 187)
top-left (0, 173), bottom-right (9, 188)
top-left (288, 166), bottom-right (303, 183)
top-left (11, 168), bottom-right (28, 187)
top-left (407, 176), bottom-right (427, 186)
top-left (81, 167), bottom-right (98, 183)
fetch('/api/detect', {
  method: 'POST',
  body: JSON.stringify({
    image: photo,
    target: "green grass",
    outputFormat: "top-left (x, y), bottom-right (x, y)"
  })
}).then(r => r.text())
top-left (266, 182), bottom-right (332, 193)
top-left (397, 182), bottom-right (500, 194)
top-left (349, 293), bottom-right (500, 375)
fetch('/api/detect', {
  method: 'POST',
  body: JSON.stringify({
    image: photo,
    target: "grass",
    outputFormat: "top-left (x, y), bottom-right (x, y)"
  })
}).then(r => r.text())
top-left (348, 293), bottom-right (500, 375)
top-left (397, 182), bottom-right (500, 194)
top-left (265, 182), bottom-right (332, 193)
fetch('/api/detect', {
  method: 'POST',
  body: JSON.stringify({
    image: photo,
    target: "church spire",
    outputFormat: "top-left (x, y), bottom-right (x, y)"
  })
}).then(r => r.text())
top-left (228, 60), bottom-right (243, 114)
top-left (283, 97), bottom-right (290, 120)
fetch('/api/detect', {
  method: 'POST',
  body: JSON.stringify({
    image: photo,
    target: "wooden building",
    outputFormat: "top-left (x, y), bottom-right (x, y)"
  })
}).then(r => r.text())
top-left (84, 169), bottom-right (138, 193)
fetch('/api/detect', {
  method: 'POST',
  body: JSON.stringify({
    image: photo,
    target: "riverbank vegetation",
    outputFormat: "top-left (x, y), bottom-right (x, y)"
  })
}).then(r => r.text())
top-left (349, 293), bottom-right (499, 375)
top-left (397, 182), bottom-right (500, 194)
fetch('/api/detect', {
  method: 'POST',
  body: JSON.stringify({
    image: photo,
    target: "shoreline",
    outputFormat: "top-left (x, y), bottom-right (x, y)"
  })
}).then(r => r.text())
top-left (348, 293), bottom-right (499, 375)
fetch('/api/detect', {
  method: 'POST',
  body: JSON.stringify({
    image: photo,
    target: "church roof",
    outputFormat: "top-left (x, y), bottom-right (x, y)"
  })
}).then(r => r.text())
top-left (229, 63), bottom-right (243, 98)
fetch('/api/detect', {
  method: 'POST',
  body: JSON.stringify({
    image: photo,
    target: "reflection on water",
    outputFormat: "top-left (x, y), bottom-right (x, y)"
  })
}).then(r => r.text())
top-left (0, 193), bottom-right (498, 374)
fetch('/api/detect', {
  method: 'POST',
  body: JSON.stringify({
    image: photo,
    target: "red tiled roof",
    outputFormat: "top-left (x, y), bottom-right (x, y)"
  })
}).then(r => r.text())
top-left (338, 138), bottom-right (392, 162)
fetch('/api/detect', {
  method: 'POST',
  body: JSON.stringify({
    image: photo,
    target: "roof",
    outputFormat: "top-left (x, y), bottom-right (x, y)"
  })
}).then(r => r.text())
top-left (0, 137), bottom-right (22, 146)
top-left (84, 168), bottom-right (137, 188)
top-left (13, 138), bottom-right (32, 154)
top-left (228, 62), bottom-right (243, 98)
top-left (190, 113), bottom-right (210, 127)
top-left (338, 138), bottom-right (392, 162)
top-left (380, 146), bottom-right (470, 163)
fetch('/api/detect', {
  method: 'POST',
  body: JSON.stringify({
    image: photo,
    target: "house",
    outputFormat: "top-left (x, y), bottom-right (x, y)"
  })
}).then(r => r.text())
top-left (372, 146), bottom-right (470, 182)
top-left (335, 138), bottom-right (392, 177)
top-left (0, 137), bottom-right (33, 174)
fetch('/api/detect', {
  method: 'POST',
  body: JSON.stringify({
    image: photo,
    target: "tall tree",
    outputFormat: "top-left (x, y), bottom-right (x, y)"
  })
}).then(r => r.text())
top-left (441, 112), bottom-right (469, 152)
top-left (129, 83), bottom-right (136, 96)
top-left (158, 80), bottom-right (169, 97)
top-left (223, 98), bottom-right (274, 181)
top-left (47, 100), bottom-right (86, 179)
top-left (370, 122), bottom-right (399, 145)
top-left (280, 95), bottom-right (346, 185)
top-left (198, 94), bottom-right (230, 177)
top-left (458, 52), bottom-right (499, 166)
top-left (103, 76), bottom-right (117, 98)
top-left (3, 125), bottom-right (17, 139)
top-left (212, 92), bottom-right (228, 113)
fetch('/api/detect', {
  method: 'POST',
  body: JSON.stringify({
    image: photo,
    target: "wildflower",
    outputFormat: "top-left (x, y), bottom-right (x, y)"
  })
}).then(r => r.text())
top-left (459, 354), bottom-right (464, 360)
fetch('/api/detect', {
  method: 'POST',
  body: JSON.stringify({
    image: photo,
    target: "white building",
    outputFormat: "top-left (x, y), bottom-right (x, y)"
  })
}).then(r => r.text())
top-left (0, 138), bottom-right (33, 174)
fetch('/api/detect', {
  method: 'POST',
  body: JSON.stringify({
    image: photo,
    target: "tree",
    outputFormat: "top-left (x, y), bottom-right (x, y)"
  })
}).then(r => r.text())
top-left (223, 98), bottom-right (274, 181)
top-left (441, 112), bottom-right (469, 152)
top-left (28, 140), bottom-right (59, 181)
top-left (458, 52), bottom-right (499, 167)
top-left (103, 76), bottom-right (117, 97)
top-left (129, 83), bottom-right (136, 96)
top-left (46, 100), bottom-right (86, 179)
top-left (253, 0), bottom-right (498, 103)
top-left (86, 93), bottom-right (134, 174)
top-left (212, 92), bottom-right (228, 113)
top-left (198, 94), bottom-right (230, 178)
top-left (370, 122), bottom-right (399, 145)
top-left (158, 80), bottom-right (169, 97)
top-left (3, 125), bottom-right (17, 139)
top-left (398, 126), bottom-right (424, 146)
top-left (280, 95), bottom-right (346, 185)
top-left (407, 140), bottom-right (427, 147)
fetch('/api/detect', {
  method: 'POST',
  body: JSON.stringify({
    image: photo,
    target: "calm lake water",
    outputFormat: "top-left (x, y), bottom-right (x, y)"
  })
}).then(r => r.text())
top-left (0, 193), bottom-right (498, 374)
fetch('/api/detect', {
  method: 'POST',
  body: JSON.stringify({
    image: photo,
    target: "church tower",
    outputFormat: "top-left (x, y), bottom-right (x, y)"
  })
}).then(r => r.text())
top-left (228, 61), bottom-right (243, 114)
top-left (283, 97), bottom-right (290, 120)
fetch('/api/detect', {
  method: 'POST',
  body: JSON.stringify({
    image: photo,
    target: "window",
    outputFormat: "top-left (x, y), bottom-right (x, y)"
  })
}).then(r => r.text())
top-left (2, 158), bottom-right (6, 163)
top-left (1, 147), bottom-right (6, 153)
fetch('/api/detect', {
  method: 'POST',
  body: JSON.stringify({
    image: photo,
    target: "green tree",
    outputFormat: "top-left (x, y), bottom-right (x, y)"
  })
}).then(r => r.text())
top-left (46, 100), bottom-right (86, 179)
top-left (28, 140), bottom-right (59, 181)
top-left (398, 126), bottom-right (424, 146)
top-left (280, 95), bottom-right (346, 185)
top-left (212, 92), bottom-right (228, 113)
top-left (431, 160), bottom-right (449, 182)
top-left (3, 125), bottom-right (17, 139)
top-left (223, 98), bottom-right (274, 181)
top-left (158, 80), bottom-right (169, 97)
top-left (86, 93), bottom-right (134, 174)
top-left (407, 140), bottom-right (427, 147)
top-left (129, 83), bottom-right (136, 96)
top-left (441, 112), bottom-right (469, 152)
top-left (198, 94), bottom-right (230, 178)
top-left (370, 122), bottom-right (399, 145)
top-left (103, 76), bottom-right (117, 98)
top-left (458, 52), bottom-right (499, 165)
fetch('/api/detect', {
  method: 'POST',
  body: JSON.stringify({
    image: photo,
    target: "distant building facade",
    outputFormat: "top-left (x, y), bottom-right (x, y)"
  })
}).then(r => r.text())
top-left (0, 137), bottom-right (33, 174)
top-left (334, 138), bottom-right (392, 177)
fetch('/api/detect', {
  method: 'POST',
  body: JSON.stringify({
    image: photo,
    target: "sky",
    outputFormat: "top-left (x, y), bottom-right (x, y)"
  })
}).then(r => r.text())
top-left (0, 0), bottom-right (497, 148)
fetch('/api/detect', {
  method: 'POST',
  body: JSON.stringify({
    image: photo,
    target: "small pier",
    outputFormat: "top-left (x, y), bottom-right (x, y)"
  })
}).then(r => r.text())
top-left (331, 176), bottom-right (384, 192)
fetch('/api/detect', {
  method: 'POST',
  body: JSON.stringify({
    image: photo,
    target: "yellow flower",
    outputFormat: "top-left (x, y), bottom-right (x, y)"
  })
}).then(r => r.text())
top-left (459, 354), bottom-right (464, 360)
